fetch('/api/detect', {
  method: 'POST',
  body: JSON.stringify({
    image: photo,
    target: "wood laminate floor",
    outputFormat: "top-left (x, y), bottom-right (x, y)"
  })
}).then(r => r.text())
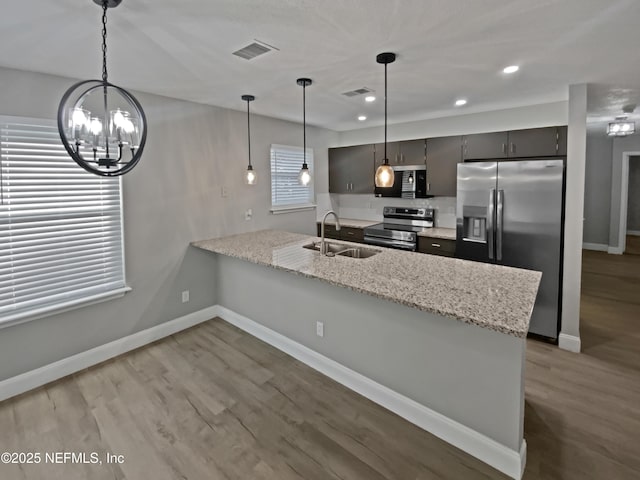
top-left (625, 234), bottom-right (640, 255)
top-left (0, 250), bottom-right (639, 480)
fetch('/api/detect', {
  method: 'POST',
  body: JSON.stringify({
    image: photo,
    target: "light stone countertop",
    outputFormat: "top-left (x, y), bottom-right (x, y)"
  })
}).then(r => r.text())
top-left (316, 218), bottom-right (380, 229)
top-left (192, 230), bottom-right (541, 338)
top-left (417, 227), bottom-right (456, 240)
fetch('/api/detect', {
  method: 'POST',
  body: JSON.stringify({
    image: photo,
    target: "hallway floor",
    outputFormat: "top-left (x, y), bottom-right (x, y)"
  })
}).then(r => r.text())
top-left (523, 249), bottom-right (640, 479)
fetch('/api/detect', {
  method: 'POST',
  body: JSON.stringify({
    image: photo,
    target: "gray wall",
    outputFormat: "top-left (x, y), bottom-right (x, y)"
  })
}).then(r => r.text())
top-left (0, 66), bottom-right (336, 381)
top-left (583, 123), bottom-right (613, 245)
top-left (627, 156), bottom-right (640, 232)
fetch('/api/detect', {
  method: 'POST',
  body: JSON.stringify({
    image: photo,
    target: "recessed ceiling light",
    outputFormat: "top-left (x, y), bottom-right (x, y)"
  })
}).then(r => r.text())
top-left (455, 99), bottom-right (467, 106)
top-left (365, 95), bottom-right (376, 102)
top-left (358, 115), bottom-right (367, 121)
top-left (503, 65), bottom-right (519, 74)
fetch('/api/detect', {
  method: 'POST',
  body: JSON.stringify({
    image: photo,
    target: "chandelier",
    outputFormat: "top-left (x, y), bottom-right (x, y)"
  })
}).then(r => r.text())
top-left (57, 0), bottom-right (147, 177)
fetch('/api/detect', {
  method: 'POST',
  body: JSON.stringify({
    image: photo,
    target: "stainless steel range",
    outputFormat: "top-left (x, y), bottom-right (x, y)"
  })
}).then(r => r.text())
top-left (364, 206), bottom-right (434, 251)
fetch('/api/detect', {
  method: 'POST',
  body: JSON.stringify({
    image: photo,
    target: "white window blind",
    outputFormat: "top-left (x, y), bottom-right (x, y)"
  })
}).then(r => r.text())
top-left (0, 116), bottom-right (126, 326)
top-left (270, 144), bottom-right (314, 209)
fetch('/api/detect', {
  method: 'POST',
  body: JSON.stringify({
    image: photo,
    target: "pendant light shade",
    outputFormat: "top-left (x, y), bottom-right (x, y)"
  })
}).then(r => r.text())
top-left (297, 78), bottom-right (313, 186)
top-left (57, 0), bottom-right (147, 177)
top-left (241, 94), bottom-right (257, 185)
top-left (374, 52), bottom-right (396, 188)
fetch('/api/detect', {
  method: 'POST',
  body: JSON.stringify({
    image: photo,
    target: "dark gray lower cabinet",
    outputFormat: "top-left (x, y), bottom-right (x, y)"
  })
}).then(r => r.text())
top-left (426, 136), bottom-right (462, 197)
top-left (316, 224), bottom-right (364, 242)
top-left (329, 145), bottom-right (375, 194)
top-left (417, 236), bottom-right (456, 257)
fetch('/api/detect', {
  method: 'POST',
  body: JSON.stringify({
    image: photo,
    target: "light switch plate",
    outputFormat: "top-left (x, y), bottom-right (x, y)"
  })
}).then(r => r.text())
top-left (316, 321), bottom-right (324, 337)
top-left (181, 290), bottom-right (190, 303)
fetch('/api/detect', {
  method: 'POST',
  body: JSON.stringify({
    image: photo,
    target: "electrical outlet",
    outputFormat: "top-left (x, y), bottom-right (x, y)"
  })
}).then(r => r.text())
top-left (181, 290), bottom-right (190, 303)
top-left (221, 186), bottom-right (228, 198)
top-left (245, 208), bottom-right (253, 221)
top-left (316, 321), bottom-right (324, 338)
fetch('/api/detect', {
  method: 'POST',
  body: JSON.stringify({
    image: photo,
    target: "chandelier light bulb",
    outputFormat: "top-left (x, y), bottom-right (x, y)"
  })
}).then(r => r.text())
top-left (89, 118), bottom-right (102, 136)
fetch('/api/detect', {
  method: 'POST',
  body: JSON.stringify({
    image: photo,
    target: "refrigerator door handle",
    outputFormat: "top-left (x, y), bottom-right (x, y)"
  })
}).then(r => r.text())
top-left (496, 189), bottom-right (504, 261)
top-left (487, 189), bottom-right (495, 260)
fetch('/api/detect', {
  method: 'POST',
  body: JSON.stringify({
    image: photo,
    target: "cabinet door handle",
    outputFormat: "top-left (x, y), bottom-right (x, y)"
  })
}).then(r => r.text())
top-left (431, 243), bottom-right (441, 248)
top-left (427, 182), bottom-right (430, 192)
top-left (347, 231), bottom-right (354, 236)
top-left (501, 143), bottom-right (507, 154)
top-left (510, 143), bottom-right (516, 154)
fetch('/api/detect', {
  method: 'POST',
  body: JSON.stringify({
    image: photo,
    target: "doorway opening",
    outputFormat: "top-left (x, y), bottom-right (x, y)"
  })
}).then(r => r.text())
top-left (624, 155), bottom-right (640, 254)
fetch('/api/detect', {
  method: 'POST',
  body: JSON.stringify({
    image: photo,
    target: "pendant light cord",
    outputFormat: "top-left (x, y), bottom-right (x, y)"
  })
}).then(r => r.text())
top-left (101, 0), bottom-right (110, 157)
top-left (246, 99), bottom-right (252, 167)
top-left (384, 61), bottom-right (388, 164)
top-left (101, 1), bottom-right (108, 83)
top-left (303, 83), bottom-right (307, 166)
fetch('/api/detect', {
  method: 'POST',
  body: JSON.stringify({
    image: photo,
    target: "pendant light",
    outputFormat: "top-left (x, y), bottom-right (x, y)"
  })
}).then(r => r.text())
top-left (297, 78), bottom-right (313, 186)
top-left (374, 52), bottom-right (396, 188)
top-left (57, 0), bottom-right (147, 177)
top-left (241, 95), bottom-right (257, 185)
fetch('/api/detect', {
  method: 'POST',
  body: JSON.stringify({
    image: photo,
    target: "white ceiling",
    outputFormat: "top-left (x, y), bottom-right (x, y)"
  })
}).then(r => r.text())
top-left (2, 0), bottom-right (640, 131)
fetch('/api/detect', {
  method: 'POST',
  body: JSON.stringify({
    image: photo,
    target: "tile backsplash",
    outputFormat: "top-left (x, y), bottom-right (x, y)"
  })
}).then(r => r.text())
top-left (317, 194), bottom-right (457, 228)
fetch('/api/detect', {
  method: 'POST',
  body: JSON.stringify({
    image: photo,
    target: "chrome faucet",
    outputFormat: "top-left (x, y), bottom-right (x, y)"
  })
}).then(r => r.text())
top-left (320, 210), bottom-right (341, 255)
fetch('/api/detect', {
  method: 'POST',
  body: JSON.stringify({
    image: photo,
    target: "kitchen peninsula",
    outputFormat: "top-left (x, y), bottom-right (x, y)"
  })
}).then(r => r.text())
top-left (192, 230), bottom-right (541, 479)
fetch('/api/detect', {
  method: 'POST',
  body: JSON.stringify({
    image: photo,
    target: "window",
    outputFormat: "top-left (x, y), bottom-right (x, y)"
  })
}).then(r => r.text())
top-left (0, 116), bottom-right (127, 327)
top-left (270, 144), bottom-right (315, 212)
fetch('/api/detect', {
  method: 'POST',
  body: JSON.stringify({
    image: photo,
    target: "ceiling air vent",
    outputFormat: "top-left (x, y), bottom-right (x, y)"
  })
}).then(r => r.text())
top-left (342, 87), bottom-right (374, 97)
top-left (232, 42), bottom-right (272, 60)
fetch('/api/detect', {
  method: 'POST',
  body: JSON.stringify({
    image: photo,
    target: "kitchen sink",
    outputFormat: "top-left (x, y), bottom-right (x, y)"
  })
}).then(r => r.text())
top-left (303, 241), bottom-right (380, 259)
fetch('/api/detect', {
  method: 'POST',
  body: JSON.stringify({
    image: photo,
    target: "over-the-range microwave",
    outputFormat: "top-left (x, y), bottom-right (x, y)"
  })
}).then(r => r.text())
top-left (374, 165), bottom-right (431, 198)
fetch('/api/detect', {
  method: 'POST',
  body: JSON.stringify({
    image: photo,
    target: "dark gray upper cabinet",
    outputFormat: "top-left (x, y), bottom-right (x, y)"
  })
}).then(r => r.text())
top-left (399, 139), bottom-right (426, 165)
top-left (507, 127), bottom-right (562, 157)
top-left (463, 132), bottom-right (509, 160)
top-left (426, 136), bottom-right (462, 196)
top-left (328, 144), bottom-right (374, 194)
top-left (463, 127), bottom-right (568, 160)
top-left (374, 142), bottom-right (400, 167)
top-left (375, 140), bottom-right (425, 166)
top-left (557, 126), bottom-right (568, 156)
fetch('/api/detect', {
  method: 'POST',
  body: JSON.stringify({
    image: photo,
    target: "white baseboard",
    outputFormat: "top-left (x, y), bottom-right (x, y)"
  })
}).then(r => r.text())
top-left (558, 333), bottom-right (581, 353)
top-left (627, 230), bottom-right (640, 236)
top-left (216, 305), bottom-right (526, 480)
top-left (0, 305), bottom-right (219, 403)
top-left (582, 242), bottom-right (608, 252)
top-left (607, 246), bottom-right (624, 255)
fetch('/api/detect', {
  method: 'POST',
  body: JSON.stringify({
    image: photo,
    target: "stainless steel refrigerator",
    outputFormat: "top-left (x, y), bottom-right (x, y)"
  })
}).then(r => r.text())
top-left (456, 159), bottom-right (564, 338)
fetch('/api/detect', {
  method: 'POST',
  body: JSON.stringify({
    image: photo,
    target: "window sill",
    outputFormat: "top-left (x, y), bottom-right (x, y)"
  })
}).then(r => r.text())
top-left (270, 204), bottom-right (317, 215)
top-left (0, 287), bottom-right (132, 330)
